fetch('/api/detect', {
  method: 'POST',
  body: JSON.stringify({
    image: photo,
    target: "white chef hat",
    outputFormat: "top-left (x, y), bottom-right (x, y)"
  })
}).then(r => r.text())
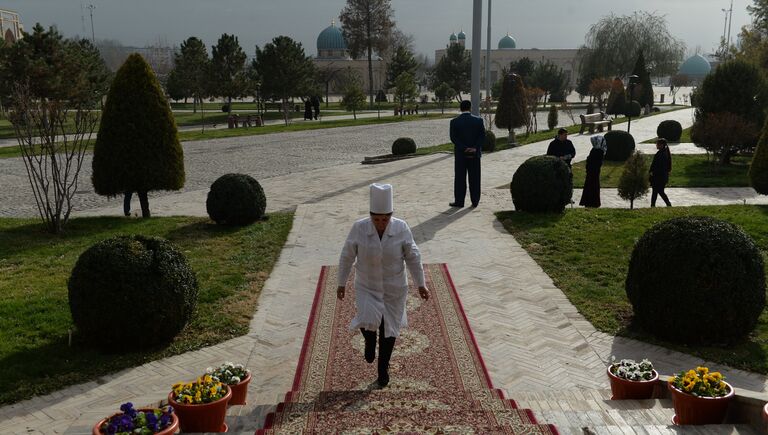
top-left (369, 183), bottom-right (393, 214)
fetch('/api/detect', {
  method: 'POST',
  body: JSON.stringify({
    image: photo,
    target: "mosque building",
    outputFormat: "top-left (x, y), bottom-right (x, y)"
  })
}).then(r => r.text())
top-left (435, 30), bottom-right (582, 88)
top-left (0, 9), bottom-right (23, 44)
top-left (313, 21), bottom-right (386, 95)
top-left (677, 53), bottom-right (712, 85)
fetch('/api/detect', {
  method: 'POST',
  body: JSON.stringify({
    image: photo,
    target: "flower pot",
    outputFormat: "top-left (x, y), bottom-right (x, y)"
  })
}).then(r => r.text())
top-left (607, 365), bottom-right (659, 399)
top-left (92, 408), bottom-right (179, 435)
top-left (668, 381), bottom-right (734, 425)
top-left (168, 386), bottom-right (231, 433)
top-left (227, 372), bottom-right (252, 406)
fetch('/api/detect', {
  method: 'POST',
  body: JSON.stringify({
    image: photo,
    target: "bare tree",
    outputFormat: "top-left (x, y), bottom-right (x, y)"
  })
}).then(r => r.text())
top-left (339, 0), bottom-right (395, 107)
top-left (9, 84), bottom-right (98, 233)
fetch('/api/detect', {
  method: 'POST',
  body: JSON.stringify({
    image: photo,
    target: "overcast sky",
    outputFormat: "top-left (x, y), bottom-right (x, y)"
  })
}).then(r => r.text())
top-left (2, 0), bottom-right (752, 60)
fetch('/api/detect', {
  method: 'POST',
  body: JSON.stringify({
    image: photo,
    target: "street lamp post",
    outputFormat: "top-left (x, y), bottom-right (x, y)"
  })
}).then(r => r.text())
top-left (471, 0), bottom-right (482, 115)
top-left (86, 4), bottom-right (96, 43)
top-left (626, 74), bottom-right (639, 134)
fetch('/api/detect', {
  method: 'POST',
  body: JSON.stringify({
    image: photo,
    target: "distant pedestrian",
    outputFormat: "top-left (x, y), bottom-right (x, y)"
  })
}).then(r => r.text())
top-left (311, 95), bottom-right (321, 120)
top-left (579, 136), bottom-right (606, 208)
top-left (650, 138), bottom-right (672, 207)
top-left (546, 128), bottom-right (576, 167)
top-left (123, 191), bottom-right (149, 217)
top-left (304, 99), bottom-right (313, 120)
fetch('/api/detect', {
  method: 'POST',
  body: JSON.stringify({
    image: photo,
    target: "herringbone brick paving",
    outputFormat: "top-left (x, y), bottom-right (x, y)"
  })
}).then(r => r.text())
top-left (1, 108), bottom-right (767, 433)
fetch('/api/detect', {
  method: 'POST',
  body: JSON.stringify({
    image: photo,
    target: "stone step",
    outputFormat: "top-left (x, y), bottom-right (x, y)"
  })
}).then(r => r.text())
top-left (555, 424), bottom-right (757, 435)
top-left (259, 408), bottom-right (548, 433)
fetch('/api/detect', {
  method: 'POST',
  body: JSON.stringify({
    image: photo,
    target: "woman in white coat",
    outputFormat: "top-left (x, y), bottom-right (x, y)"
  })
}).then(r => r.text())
top-left (337, 183), bottom-right (430, 387)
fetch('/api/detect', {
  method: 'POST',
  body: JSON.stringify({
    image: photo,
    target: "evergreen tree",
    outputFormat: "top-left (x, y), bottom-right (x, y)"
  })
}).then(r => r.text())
top-left (529, 60), bottom-right (568, 103)
top-left (175, 37), bottom-right (210, 113)
top-left (547, 105), bottom-right (558, 130)
top-left (617, 151), bottom-right (649, 209)
top-left (494, 73), bottom-right (529, 144)
top-left (751, 117), bottom-right (768, 194)
top-left (695, 59), bottom-right (768, 128)
top-left (431, 43), bottom-right (470, 101)
top-left (340, 79), bottom-right (366, 120)
top-left (605, 77), bottom-right (626, 116)
top-left (339, 0), bottom-right (395, 107)
top-left (210, 33), bottom-right (247, 114)
top-left (255, 36), bottom-right (316, 126)
top-left (165, 68), bottom-right (187, 101)
top-left (509, 57), bottom-right (535, 84)
top-left (433, 82), bottom-right (455, 114)
top-left (393, 72), bottom-right (417, 113)
top-left (630, 51), bottom-right (654, 108)
top-left (92, 54), bottom-right (184, 218)
top-left (385, 45), bottom-right (418, 91)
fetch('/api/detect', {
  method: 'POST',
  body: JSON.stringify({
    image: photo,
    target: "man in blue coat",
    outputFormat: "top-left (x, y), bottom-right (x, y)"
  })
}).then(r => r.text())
top-left (449, 100), bottom-right (486, 208)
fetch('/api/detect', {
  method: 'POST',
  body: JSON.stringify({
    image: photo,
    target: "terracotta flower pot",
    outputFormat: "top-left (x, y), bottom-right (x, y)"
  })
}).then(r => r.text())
top-left (668, 381), bottom-right (734, 425)
top-left (227, 372), bottom-right (252, 406)
top-left (607, 365), bottom-right (659, 400)
top-left (92, 408), bottom-right (179, 435)
top-left (168, 386), bottom-right (231, 433)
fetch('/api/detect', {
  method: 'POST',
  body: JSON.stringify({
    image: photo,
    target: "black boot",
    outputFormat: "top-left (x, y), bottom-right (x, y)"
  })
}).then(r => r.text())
top-left (360, 328), bottom-right (376, 363)
top-left (377, 332), bottom-right (396, 388)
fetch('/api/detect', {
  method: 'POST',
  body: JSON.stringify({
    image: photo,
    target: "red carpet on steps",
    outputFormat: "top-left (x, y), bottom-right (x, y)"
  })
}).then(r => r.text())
top-left (256, 264), bottom-right (559, 434)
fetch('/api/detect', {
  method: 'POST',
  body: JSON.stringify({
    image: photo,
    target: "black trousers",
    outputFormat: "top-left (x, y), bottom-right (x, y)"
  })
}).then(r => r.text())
top-left (123, 191), bottom-right (150, 217)
top-left (454, 156), bottom-right (481, 206)
top-left (651, 183), bottom-right (671, 207)
top-left (361, 319), bottom-right (396, 380)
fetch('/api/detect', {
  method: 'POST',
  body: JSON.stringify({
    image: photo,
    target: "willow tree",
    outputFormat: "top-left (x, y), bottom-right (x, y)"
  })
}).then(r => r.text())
top-left (578, 11), bottom-right (685, 79)
top-left (339, 0), bottom-right (395, 107)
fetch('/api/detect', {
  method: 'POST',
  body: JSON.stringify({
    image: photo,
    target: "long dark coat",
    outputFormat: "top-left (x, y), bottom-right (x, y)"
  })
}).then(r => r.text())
top-left (579, 148), bottom-right (603, 208)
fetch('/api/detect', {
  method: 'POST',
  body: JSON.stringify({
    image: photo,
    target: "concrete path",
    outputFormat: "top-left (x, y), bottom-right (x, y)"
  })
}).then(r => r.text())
top-left (2, 107), bottom-right (768, 434)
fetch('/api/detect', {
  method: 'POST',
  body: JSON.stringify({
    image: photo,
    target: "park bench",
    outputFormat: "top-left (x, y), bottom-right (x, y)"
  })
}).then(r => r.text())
top-left (579, 112), bottom-right (612, 134)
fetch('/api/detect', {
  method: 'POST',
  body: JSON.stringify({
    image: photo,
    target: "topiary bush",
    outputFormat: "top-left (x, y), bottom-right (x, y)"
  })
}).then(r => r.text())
top-left (626, 216), bottom-right (766, 345)
top-left (604, 130), bottom-right (636, 161)
top-left (510, 155), bottom-right (573, 213)
top-left (482, 130), bottom-right (496, 153)
top-left (68, 235), bottom-right (198, 351)
top-left (206, 173), bottom-right (267, 225)
top-left (750, 117), bottom-right (768, 194)
top-left (392, 137), bottom-right (416, 155)
top-left (656, 120), bottom-right (683, 142)
top-left (624, 100), bottom-right (641, 117)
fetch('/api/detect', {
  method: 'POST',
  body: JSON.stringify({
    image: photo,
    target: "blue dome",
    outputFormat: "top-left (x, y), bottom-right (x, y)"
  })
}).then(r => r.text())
top-left (457, 30), bottom-right (466, 40)
top-left (449, 32), bottom-right (457, 41)
top-left (317, 22), bottom-right (347, 52)
top-left (498, 34), bottom-right (516, 49)
top-left (678, 54), bottom-right (711, 76)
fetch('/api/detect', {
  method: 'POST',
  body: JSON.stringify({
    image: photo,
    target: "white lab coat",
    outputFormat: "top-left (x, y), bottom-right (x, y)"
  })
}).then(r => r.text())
top-left (338, 217), bottom-right (425, 338)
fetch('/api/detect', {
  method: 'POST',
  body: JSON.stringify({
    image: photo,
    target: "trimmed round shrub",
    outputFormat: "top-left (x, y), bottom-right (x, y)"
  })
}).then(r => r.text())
top-left (510, 155), bottom-right (573, 213)
top-left (392, 137), bottom-right (416, 155)
top-left (626, 217), bottom-right (766, 344)
top-left (206, 173), bottom-right (267, 225)
top-left (604, 130), bottom-right (636, 161)
top-left (482, 130), bottom-right (496, 153)
top-left (221, 104), bottom-right (230, 113)
top-left (68, 235), bottom-right (198, 351)
top-left (657, 120), bottom-right (682, 142)
top-left (625, 100), bottom-right (641, 117)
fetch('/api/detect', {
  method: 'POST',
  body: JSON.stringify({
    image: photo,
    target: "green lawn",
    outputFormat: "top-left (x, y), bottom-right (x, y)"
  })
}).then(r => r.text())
top-left (572, 154), bottom-right (751, 188)
top-left (0, 214), bottom-right (292, 404)
top-left (497, 205), bottom-right (768, 374)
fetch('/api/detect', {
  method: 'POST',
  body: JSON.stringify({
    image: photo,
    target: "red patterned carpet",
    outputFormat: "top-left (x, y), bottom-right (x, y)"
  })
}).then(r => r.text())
top-left (256, 264), bottom-right (558, 434)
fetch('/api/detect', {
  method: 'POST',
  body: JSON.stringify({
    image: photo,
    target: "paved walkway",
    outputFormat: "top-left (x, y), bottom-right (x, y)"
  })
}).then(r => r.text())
top-left (2, 107), bottom-right (768, 434)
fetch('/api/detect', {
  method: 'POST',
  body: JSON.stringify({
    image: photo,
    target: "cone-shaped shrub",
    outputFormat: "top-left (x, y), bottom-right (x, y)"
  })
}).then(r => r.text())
top-left (626, 217), bottom-right (765, 344)
top-left (482, 130), bottom-right (496, 153)
top-left (750, 118), bottom-right (768, 194)
top-left (92, 53), bottom-right (185, 198)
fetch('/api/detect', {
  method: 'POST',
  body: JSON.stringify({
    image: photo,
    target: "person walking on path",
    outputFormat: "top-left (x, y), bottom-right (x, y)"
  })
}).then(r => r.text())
top-left (579, 136), bottom-right (606, 208)
top-left (449, 100), bottom-right (485, 208)
top-left (546, 128), bottom-right (576, 167)
top-left (304, 99), bottom-right (313, 121)
top-left (123, 191), bottom-right (149, 217)
top-left (337, 183), bottom-right (430, 388)
top-left (650, 138), bottom-right (673, 207)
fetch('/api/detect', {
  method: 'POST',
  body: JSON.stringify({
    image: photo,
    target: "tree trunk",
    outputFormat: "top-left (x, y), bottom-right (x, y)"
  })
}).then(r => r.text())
top-left (325, 82), bottom-right (330, 109)
top-left (282, 97), bottom-right (290, 126)
top-left (630, 198), bottom-right (634, 210)
top-left (138, 191), bottom-right (150, 218)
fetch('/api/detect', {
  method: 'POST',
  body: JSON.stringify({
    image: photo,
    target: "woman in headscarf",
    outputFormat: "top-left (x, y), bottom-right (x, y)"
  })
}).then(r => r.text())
top-left (337, 183), bottom-right (430, 387)
top-left (650, 138), bottom-right (672, 207)
top-left (579, 135), bottom-right (606, 208)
